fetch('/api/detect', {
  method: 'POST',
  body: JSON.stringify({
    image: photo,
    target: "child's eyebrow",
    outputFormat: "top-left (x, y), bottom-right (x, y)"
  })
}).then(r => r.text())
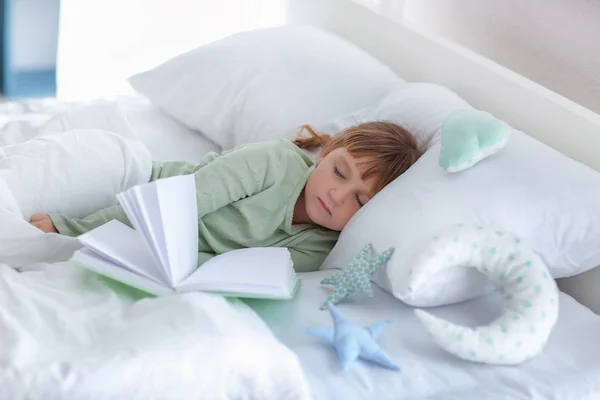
top-left (339, 155), bottom-right (353, 177)
top-left (343, 154), bottom-right (376, 197)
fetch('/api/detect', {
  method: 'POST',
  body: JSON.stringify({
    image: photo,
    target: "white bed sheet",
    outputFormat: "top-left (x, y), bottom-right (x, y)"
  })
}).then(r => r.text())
top-left (246, 270), bottom-right (600, 400)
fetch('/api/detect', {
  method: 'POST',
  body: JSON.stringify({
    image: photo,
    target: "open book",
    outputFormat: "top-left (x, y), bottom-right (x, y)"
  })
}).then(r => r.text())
top-left (69, 174), bottom-right (300, 299)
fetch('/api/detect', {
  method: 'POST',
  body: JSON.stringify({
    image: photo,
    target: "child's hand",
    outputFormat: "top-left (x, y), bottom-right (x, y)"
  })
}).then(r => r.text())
top-left (30, 214), bottom-right (59, 233)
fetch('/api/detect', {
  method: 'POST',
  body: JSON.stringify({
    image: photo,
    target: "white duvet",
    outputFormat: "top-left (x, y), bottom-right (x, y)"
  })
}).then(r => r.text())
top-left (0, 100), bottom-right (310, 400)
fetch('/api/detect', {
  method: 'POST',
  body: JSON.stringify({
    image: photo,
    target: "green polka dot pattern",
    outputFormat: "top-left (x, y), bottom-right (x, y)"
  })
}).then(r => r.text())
top-left (413, 223), bottom-right (559, 365)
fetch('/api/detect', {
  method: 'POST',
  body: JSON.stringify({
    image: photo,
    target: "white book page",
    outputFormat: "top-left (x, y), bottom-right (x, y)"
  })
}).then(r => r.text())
top-left (177, 247), bottom-right (293, 296)
top-left (118, 191), bottom-right (146, 242)
top-left (78, 220), bottom-right (164, 284)
top-left (154, 174), bottom-right (199, 286)
top-left (119, 184), bottom-right (171, 282)
top-left (71, 248), bottom-right (173, 296)
top-left (117, 190), bottom-right (171, 284)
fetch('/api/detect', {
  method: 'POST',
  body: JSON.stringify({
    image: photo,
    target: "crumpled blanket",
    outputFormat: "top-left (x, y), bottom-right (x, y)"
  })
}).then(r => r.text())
top-left (0, 99), bottom-right (311, 400)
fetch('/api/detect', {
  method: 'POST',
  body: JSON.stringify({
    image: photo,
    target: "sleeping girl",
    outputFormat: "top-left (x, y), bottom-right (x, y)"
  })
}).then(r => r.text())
top-left (30, 122), bottom-right (422, 272)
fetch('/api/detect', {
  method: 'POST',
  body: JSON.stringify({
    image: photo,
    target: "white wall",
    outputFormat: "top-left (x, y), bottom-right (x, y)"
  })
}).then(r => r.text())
top-left (56, 0), bottom-right (286, 100)
top-left (403, 0), bottom-right (600, 114)
top-left (12, 0), bottom-right (60, 70)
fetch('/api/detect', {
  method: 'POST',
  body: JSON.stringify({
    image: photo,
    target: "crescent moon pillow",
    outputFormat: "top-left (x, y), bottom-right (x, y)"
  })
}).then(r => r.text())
top-left (410, 224), bottom-right (559, 365)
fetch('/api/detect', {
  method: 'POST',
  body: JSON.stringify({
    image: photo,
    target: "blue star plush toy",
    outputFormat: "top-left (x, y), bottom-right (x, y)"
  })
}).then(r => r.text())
top-left (304, 302), bottom-right (400, 371)
top-left (320, 244), bottom-right (394, 309)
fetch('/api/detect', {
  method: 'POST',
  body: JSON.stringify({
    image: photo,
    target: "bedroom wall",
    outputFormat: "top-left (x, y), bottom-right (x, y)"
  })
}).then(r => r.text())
top-left (402, 0), bottom-right (600, 114)
top-left (56, 0), bottom-right (286, 100)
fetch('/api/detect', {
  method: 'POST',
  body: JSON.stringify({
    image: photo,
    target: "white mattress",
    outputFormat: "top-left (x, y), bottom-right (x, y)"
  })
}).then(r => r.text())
top-left (247, 270), bottom-right (600, 400)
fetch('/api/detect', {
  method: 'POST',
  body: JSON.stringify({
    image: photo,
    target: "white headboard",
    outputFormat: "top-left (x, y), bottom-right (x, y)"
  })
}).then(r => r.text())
top-left (287, 0), bottom-right (600, 313)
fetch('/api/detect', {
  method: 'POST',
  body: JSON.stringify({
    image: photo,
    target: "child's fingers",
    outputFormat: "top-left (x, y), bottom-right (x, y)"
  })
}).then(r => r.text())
top-left (30, 214), bottom-right (47, 223)
top-left (31, 221), bottom-right (52, 233)
top-left (29, 214), bottom-right (58, 233)
top-left (31, 221), bottom-right (43, 229)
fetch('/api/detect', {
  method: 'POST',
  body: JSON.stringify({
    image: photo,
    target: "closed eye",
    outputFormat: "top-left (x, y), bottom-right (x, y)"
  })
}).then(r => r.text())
top-left (356, 194), bottom-right (365, 207)
top-left (334, 166), bottom-right (345, 179)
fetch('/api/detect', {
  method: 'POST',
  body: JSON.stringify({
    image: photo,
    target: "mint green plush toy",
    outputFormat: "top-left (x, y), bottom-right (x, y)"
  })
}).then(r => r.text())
top-left (320, 244), bottom-right (394, 310)
top-left (439, 109), bottom-right (510, 172)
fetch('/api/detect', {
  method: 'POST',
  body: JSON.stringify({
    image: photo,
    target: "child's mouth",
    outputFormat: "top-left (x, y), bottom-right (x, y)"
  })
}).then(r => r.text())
top-left (319, 198), bottom-right (331, 215)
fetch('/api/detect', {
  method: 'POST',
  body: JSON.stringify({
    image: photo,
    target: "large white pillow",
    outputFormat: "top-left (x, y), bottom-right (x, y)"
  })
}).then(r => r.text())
top-left (321, 121), bottom-right (600, 307)
top-left (307, 82), bottom-right (472, 150)
top-left (128, 25), bottom-right (402, 150)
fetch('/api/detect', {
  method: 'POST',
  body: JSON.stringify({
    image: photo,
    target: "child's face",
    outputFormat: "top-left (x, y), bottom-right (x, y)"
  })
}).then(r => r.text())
top-left (303, 147), bottom-right (377, 231)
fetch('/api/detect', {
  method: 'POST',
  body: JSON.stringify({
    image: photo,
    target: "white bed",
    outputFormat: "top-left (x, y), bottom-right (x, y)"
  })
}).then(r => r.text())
top-left (4, 85), bottom-right (599, 400)
top-left (1, 0), bottom-right (600, 398)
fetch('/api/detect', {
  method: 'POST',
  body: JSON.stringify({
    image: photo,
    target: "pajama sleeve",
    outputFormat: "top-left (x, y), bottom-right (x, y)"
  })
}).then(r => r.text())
top-left (49, 141), bottom-right (288, 236)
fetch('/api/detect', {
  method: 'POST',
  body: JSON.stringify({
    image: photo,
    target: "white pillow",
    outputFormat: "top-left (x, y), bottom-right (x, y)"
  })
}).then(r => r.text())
top-left (306, 83), bottom-right (472, 150)
top-left (321, 126), bottom-right (600, 307)
top-left (128, 25), bottom-right (402, 150)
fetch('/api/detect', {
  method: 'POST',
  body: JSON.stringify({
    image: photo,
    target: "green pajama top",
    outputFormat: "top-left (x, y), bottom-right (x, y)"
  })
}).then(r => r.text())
top-left (49, 139), bottom-right (339, 272)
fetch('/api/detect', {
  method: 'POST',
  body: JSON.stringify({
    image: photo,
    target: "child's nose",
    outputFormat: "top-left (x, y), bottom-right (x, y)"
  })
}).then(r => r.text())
top-left (329, 186), bottom-right (351, 206)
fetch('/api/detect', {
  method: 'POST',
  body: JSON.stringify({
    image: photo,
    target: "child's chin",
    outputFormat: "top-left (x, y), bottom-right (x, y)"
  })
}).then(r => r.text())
top-left (310, 216), bottom-right (327, 230)
top-left (317, 220), bottom-right (339, 232)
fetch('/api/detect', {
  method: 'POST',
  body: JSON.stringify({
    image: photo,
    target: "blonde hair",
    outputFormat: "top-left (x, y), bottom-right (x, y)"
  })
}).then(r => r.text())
top-left (293, 121), bottom-right (422, 194)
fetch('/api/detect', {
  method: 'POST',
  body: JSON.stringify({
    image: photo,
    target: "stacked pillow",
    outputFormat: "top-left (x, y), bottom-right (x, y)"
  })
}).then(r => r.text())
top-left (128, 25), bottom-right (600, 310)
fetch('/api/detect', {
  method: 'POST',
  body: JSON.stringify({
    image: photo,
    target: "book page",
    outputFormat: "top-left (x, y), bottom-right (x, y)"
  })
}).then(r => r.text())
top-left (195, 277), bottom-right (300, 300)
top-left (117, 189), bottom-right (171, 282)
top-left (154, 174), bottom-right (199, 286)
top-left (71, 248), bottom-right (173, 296)
top-left (78, 220), bottom-right (164, 284)
top-left (177, 247), bottom-right (294, 297)
top-left (118, 186), bottom-right (170, 282)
